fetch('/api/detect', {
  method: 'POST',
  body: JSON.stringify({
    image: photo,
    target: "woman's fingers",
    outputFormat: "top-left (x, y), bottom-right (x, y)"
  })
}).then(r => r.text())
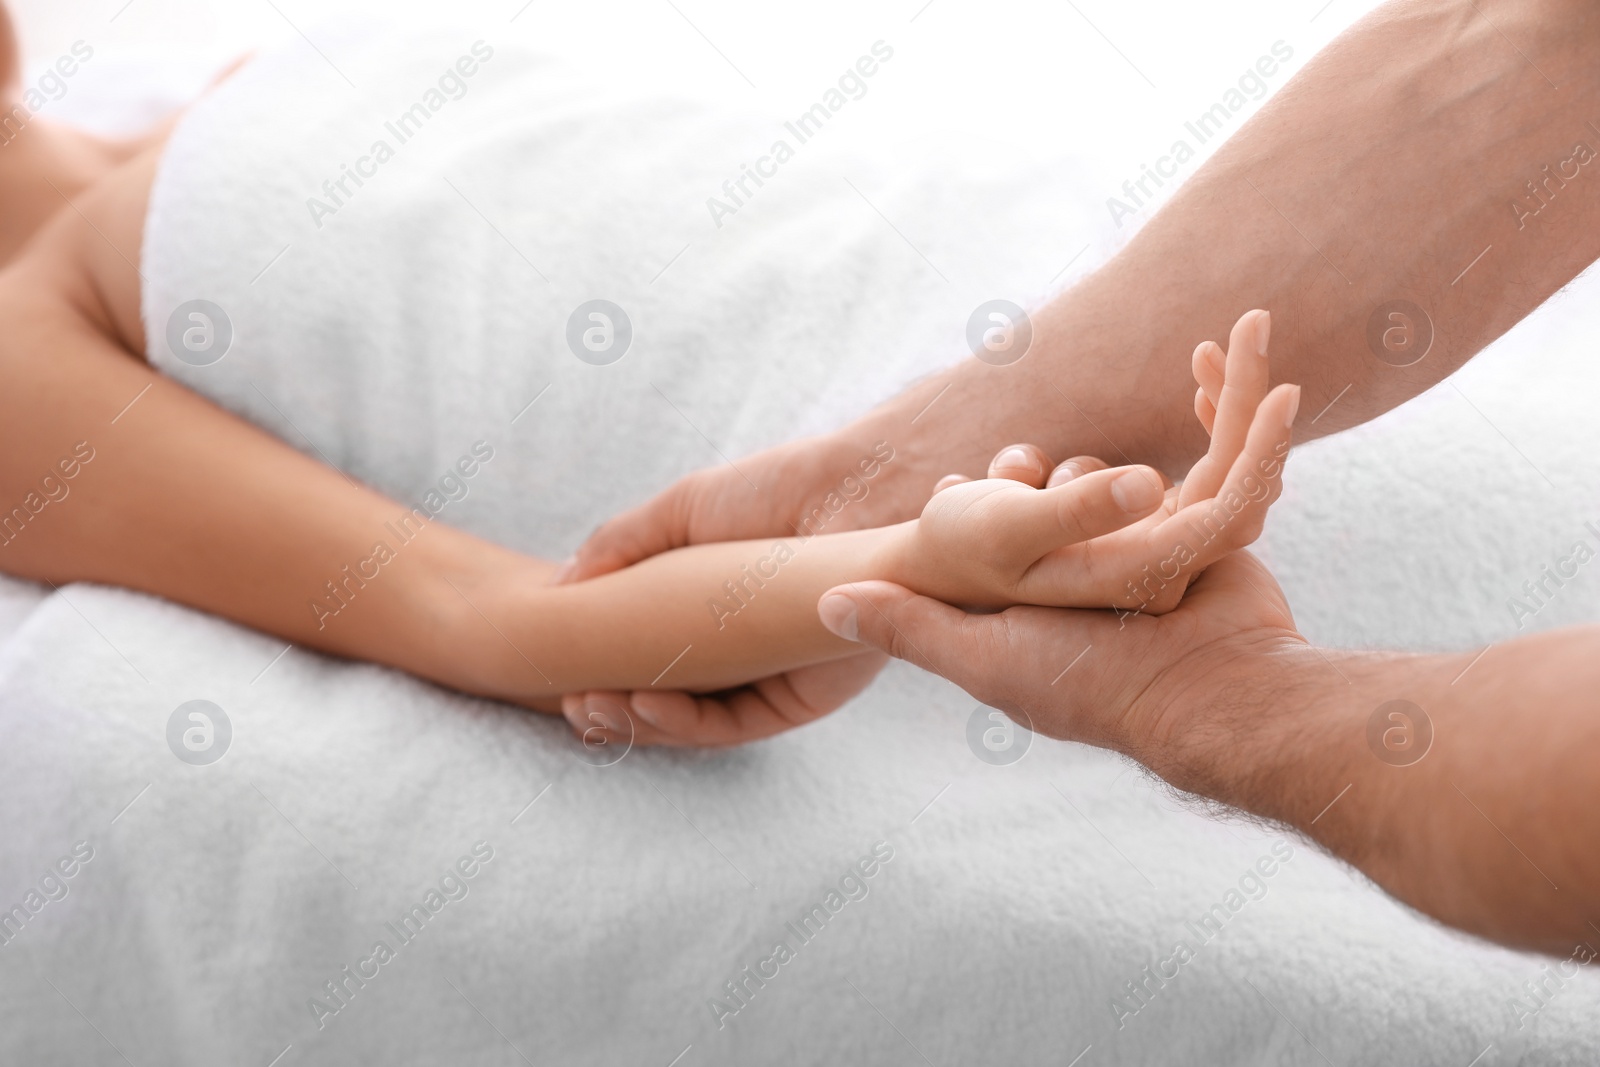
top-left (1191, 340), bottom-right (1225, 406)
top-left (1179, 309), bottom-right (1273, 508)
top-left (981, 465), bottom-right (1167, 570)
top-left (1152, 382), bottom-right (1300, 576)
top-left (1194, 387), bottom-right (1217, 436)
top-left (984, 447), bottom-right (1117, 490)
top-left (933, 443), bottom-right (1091, 502)
top-left (987, 443), bottom-right (1055, 487)
top-left (936, 445), bottom-right (1097, 503)
top-left (1045, 455), bottom-right (1109, 488)
top-left (1019, 383), bottom-right (1297, 610)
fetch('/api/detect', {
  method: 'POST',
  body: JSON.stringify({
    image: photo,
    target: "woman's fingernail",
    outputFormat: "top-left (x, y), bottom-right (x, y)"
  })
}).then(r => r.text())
top-left (1046, 462), bottom-right (1082, 488)
top-left (818, 594), bottom-right (859, 641)
top-left (1256, 310), bottom-right (1272, 357)
top-left (993, 447), bottom-right (1038, 473)
top-left (1284, 385), bottom-right (1302, 429)
top-left (1111, 469), bottom-right (1163, 512)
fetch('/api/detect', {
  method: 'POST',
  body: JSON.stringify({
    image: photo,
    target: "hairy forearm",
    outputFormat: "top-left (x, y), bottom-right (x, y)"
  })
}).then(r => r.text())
top-left (1160, 629), bottom-right (1600, 952)
top-left (860, 0), bottom-right (1600, 482)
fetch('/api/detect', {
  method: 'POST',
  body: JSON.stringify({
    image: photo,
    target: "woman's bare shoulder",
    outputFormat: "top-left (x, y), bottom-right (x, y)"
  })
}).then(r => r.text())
top-left (6, 133), bottom-right (170, 361)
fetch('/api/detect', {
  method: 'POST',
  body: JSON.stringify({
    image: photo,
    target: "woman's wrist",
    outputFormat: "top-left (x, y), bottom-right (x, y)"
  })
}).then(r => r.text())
top-left (853, 519), bottom-right (922, 593)
top-left (388, 528), bottom-right (559, 708)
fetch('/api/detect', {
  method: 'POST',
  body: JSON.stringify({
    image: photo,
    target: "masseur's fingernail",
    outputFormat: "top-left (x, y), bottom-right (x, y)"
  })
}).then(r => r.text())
top-left (1255, 309), bottom-right (1272, 357)
top-left (1046, 462), bottom-right (1082, 488)
top-left (818, 594), bottom-right (859, 641)
top-left (629, 694), bottom-right (662, 727)
top-left (551, 556), bottom-right (577, 584)
top-left (1110, 468), bottom-right (1163, 512)
top-left (993, 447), bottom-right (1039, 473)
top-left (1284, 385), bottom-right (1302, 429)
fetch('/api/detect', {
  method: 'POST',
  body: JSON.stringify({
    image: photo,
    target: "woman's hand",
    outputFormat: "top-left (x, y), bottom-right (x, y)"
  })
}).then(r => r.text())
top-left (884, 310), bottom-right (1299, 615)
top-left (551, 432), bottom-right (936, 748)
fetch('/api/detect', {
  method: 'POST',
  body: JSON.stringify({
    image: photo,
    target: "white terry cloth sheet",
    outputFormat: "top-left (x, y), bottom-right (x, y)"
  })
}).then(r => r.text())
top-left (2, 19), bottom-right (1599, 1067)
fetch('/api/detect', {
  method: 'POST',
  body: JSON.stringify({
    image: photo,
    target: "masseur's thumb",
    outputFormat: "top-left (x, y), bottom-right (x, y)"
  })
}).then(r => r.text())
top-left (818, 581), bottom-right (989, 695)
top-left (555, 489), bottom-right (687, 583)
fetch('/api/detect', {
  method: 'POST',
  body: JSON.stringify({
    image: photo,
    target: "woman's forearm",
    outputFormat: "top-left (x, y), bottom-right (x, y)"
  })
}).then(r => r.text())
top-left (458, 524), bottom-right (907, 701)
top-left (1, 280), bottom-right (906, 708)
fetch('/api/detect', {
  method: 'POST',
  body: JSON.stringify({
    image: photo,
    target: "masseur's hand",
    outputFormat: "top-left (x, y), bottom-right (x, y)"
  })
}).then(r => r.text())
top-left (811, 433), bottom-right (1302, 756)
top-left (551, 441), bottom-right (1152, 747)
top-left (557, 430), bottom-right (949, 583)
top-left (892, 312), bottom-right (1297, 614)
top-left (816, 541), bottom-right (1301, 761)
top-left (553, 430), bottom-right (947, 747)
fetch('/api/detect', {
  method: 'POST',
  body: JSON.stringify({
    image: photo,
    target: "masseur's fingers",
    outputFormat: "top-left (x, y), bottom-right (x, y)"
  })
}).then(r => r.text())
top-left (561, 691), bottom-right (666, 749)
top-left (821, 552), bottom-right (1301, 749)
top-left (562, 652), bottom-right (888, 749)
top-left (817, 581), bottom-right (999, 697)
top-left (987, 443), bottom-right (1054, 487)
top-left (1046, 455), bottom-right (1109, 488)
top-left (932, 473), bottom-right (971, 495)
top-left (1179, 309), bottom-right (1272, 509)
top-left (973, 465), bottom-right (1167, 567)
top-left (622, 651), bottom-right (887, 747)
top-left (626, 686), bottom-right (802, 747)
top-left (556, 488), bottom-right (686, 583)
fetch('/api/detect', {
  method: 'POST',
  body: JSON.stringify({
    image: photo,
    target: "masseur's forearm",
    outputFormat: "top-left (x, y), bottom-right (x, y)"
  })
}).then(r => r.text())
top-left (860, 0), bottom-right (1600, 480)
top-left (1161, 630), bottom-right (1600, 952)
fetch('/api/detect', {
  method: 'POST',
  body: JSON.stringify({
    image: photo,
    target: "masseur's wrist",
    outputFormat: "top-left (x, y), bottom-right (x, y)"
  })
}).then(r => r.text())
top-left (860, 301), bottom-right (1202, 488)
top-left (1137, 640), bottom-right (1364, 808)
top-left (794, 417), bottom-right (941, 533)
top-left (1140, 639), bottom-right (1466, 867)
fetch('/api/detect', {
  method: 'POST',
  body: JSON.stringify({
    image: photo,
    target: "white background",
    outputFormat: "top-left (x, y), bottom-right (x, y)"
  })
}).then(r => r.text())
top-left (11, 0), bottom-right (1386, 204)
